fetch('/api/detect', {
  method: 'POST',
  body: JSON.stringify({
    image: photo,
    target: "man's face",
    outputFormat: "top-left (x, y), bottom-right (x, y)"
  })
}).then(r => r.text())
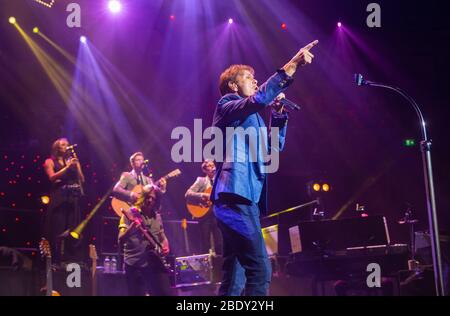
top-left (132, 155), bottom-right (145, 171)
top-left (203, 161), bottom-right (216, 177)
top-left (233, 70), bottom-right (258, 97)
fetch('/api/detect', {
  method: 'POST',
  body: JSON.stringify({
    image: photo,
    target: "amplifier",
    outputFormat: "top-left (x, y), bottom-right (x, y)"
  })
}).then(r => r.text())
top-left (173, 253), bottom-right (223, 288)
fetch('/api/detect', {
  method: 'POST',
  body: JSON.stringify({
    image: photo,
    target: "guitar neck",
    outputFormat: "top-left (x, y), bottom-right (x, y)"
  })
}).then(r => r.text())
top-left (157, 174), bottom-right (171, 184)
top-left (46, 257), bottom-right (53, 297)
top-left (156, 169), bottom-right (180, 184)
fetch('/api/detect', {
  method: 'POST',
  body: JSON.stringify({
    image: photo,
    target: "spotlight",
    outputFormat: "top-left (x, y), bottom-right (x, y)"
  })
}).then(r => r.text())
top-left (33, 27), bottom-right (39, 34)
top-left (228, 18), bottom-right (233, 24)
top-left (313, 183), bottom-right (321, 192)
top-left (281, 23), bottom-right (287, 30)
top-left (322, 183), bottom-right (330, 192)
top-left (108, 0), bottom-right (122, 14)
top-left (170, 15), bottom-right (175, 21)
top-left (80, 36), bottom-right (87, 43)
top-left (8, 17), bottom-right (16, 24)
top-left (41, 195), bottom-right (50, 205)
top-left (337, 22), bottom-right (342, 28)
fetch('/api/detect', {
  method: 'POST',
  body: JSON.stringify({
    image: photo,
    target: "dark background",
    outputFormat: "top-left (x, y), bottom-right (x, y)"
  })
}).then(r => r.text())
top-left (0, 0), bottom-right (449, 258)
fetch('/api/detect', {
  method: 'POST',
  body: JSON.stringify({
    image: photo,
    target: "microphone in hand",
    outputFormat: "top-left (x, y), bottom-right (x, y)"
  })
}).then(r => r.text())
top-left (273, 93), bottom-right (301, 111)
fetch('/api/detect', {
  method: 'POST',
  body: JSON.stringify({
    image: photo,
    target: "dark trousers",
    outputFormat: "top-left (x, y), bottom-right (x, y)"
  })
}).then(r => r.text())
top-left (199, 211), bottom-right (223, 255)
top-left (214, 199), bottom-right (271, 296)
top-left (125, 253), bottom-right (173, 296)
top-left (43, 198), bottom-right (81, 264)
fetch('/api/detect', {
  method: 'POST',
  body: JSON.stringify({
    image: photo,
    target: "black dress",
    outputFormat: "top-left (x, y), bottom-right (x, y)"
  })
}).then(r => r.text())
top-left (43, 157), bottom-right (82, 264)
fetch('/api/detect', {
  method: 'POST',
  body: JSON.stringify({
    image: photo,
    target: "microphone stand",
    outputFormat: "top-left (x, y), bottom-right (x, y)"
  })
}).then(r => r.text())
top-left (355, 74), bottom-right (445, 296)
top-left (67, 146), bottom-right (84, 196)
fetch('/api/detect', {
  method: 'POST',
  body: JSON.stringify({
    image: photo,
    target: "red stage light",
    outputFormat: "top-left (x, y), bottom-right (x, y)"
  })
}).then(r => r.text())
top-left (281, 23), bottom-right (287, 29)
top-left (170, 15), bottom-right (175, 21)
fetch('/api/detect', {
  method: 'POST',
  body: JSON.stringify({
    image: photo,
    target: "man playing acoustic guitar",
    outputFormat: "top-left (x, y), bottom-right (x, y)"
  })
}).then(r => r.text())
top-left (113, 152), bottom-right (172, 296)
top-left (185, 159), bottom-right (222, 255)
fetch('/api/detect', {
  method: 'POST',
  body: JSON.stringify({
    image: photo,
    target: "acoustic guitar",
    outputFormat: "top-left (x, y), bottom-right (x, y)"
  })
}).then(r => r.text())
top-left (186, 186), bottom-right (212, 218)
top-left (39, 238), bottom-right (61, 296)
top-left (111, 169), bottom-right (181, 217)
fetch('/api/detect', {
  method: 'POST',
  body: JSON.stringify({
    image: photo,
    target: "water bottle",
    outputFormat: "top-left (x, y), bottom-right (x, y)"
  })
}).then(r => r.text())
top-left (111, 256), bottom-right (117, 273)
top-left (104, 256), bottom-right (111, 273)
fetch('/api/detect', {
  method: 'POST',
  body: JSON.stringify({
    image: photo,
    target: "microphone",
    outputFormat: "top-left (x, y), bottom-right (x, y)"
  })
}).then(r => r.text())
top-left (67, 144), bottom-right (78, 150)
top-left (273, 98), bottom-right (301, 111)
top-left (280, 98), bottom-right (301, 111)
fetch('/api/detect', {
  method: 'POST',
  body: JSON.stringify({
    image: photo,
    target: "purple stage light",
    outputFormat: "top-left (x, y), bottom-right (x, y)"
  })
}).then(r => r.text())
top-left (337, 22), bottom-right (342, 28)
top-left (108, 0), bottom-right (122, 14)
top-left (80, 36), bottom-right (87, 43)
top-left (228, 18), bottom-right (233, 24)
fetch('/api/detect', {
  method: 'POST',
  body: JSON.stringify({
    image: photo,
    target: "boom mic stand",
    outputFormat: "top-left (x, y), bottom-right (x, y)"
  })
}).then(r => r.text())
top-left (354, 74), bottom-right (444, 296)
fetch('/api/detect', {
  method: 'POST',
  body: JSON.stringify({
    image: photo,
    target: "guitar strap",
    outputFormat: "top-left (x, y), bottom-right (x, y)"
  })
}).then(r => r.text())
top-left (142, 174), bottom-right (148, 186)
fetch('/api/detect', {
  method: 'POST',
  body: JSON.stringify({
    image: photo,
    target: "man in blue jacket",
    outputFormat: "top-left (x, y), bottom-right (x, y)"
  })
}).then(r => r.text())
top-left (211, 40), bottom-right (318, 296)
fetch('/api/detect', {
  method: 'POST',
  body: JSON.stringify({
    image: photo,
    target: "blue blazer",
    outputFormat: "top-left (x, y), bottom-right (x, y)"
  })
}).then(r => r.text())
top-left (211, 70), bottom-right (292, 208)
